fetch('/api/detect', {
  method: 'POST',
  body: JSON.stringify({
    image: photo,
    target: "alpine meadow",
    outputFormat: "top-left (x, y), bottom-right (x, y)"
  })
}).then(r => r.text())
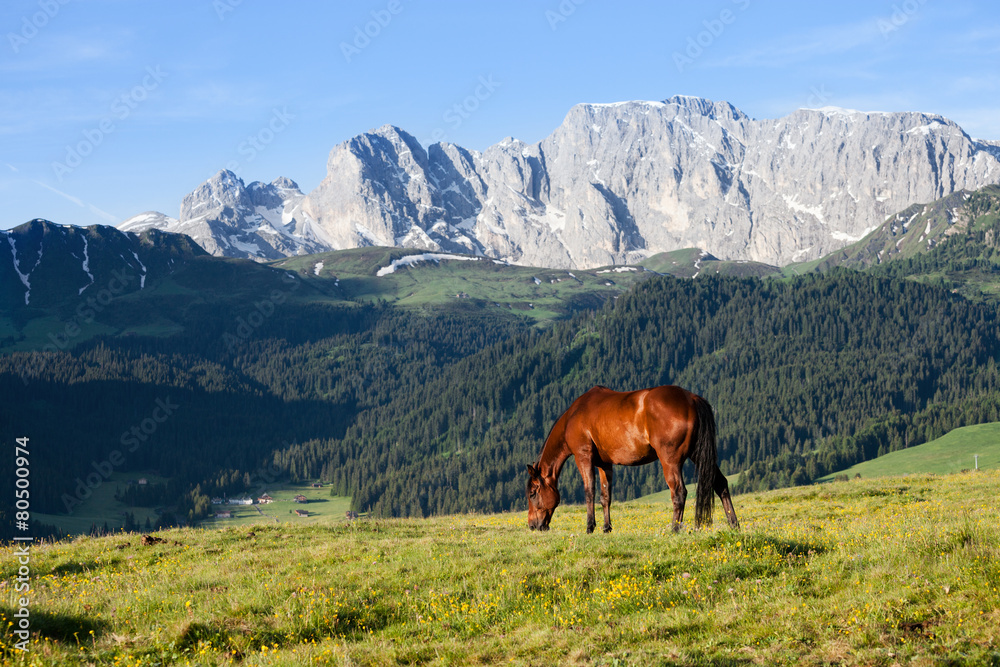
top-left (5, 2), bottom-right (1000, 663)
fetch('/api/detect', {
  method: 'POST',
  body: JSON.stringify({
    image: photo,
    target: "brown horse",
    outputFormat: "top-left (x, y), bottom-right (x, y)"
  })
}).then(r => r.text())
top-left (526, 385), bottom-right (739, 533)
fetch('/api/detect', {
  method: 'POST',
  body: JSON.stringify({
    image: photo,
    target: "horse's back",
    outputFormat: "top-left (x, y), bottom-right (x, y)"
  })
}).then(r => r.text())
top-left (567, 385), bottom-right (697, 465)
top-left (580, 385), bottom-right (695, 417)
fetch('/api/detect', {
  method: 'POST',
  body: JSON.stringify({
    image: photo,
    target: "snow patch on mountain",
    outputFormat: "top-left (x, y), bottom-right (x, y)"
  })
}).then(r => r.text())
top-left (376, 253), bottom-right (483, 276)
top-left (79, 234), bottom-right (94, 294)
top-left (7, 236), bottom-right (32, 304)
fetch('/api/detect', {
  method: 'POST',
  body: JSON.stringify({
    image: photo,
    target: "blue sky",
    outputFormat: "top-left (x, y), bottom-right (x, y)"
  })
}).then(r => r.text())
top-left (2, 0), bottom-right (998, 229)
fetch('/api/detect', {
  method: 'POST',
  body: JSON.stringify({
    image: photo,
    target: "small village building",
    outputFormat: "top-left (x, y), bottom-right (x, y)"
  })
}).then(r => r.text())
top-left (258, 494), bottom-right (273, 504)
top-left (228, 496), bottom-right (253, 505)
top-left (215, 511), bottom-right (232, 519)
top-left (294, 509), bottom-right (309, 517)
top-left (211, 497), bottom-right (224, 505)
top-left (293, 495), bottom-right (308, 503)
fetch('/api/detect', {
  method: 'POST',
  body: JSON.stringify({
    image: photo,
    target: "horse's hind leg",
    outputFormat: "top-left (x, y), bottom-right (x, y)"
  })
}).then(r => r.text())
top-left (598, 466), bottom-right (613, 533)
top-left (712, 465), bottom-right (740, 529)
top-left (661, 461), bottom-right (687, 532)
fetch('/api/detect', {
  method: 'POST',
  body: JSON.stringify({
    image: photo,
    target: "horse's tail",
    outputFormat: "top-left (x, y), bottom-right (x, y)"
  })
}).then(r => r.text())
top-left (691, 395), bottom-right (717, 528)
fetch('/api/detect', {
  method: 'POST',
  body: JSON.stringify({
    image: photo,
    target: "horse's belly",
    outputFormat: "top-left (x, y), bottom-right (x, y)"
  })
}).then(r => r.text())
top-left (624, 448), bottom-right (660, 467)
top-left (596, 433), bottom-right (658, 466)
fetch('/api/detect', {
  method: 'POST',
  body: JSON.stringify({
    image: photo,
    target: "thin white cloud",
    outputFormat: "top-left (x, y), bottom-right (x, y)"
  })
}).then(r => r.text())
top-left (959, 25), bottom-right (1000, 42)
top-left (950, 74), bottom-right (1000, 94)
top-left (32, 180), bottom-right (118, 223)
top-left (706, 20), bottom-right (885, 68)
top-left (0, 33), bottom-right (131, 74)
top-left (33, 180), bottom-right (84, 207)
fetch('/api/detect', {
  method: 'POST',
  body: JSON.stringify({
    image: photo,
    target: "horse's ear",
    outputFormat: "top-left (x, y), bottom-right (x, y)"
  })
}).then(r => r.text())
top-left (526, 464), bottom-right (538, 477)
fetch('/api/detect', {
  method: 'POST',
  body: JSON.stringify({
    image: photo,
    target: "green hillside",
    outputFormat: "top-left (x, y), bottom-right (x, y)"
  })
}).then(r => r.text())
top-left (0, 222), bottom-right (663, 355)
top-left (820, 422), bottom-right (1000, 481)
top-left (272, 247), bottom-right (655, 322)
top-left (638, 248), bottom-right (780, 278)
top-left (3, 471), bottom-right (998, 665)
top-left (788, 185), bottom-right (1000, 302)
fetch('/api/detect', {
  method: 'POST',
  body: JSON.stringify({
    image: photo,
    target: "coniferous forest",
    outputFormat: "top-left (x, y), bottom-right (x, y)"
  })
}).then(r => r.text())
top-left (2, 196), bottom-right (1000, 536)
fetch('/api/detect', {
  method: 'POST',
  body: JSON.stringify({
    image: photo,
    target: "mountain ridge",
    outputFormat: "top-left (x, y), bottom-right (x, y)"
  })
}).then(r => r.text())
top-left (121, 95), bottom-right (1000, 268)
top-left (0, 219), bottom-right (207, 312)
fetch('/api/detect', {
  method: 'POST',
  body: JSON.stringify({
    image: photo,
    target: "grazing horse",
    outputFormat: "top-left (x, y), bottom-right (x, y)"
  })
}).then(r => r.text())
top-left (526, 385), bottom-right (739, 533)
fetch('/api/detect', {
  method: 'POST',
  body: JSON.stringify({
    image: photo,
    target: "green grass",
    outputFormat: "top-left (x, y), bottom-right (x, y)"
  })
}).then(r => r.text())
top-left (819, 421), bottom-right (1000, 482)
top-left (4, 471), bottom-right (999, 665)
top-left (635, 472), bottom-right (745, 506)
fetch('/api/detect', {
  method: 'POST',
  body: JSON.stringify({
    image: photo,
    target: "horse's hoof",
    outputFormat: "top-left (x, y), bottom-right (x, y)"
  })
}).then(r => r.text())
top-left (603, 525), bottom-right (612, 534)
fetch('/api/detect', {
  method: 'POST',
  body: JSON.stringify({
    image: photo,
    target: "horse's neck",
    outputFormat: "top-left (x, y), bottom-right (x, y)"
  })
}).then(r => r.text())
top-left (538, 419), bottom-right (572, 480)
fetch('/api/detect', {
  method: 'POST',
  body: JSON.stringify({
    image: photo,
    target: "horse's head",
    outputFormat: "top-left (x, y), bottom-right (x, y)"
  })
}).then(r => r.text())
top-left (525, 464), bottom-right (559, 531)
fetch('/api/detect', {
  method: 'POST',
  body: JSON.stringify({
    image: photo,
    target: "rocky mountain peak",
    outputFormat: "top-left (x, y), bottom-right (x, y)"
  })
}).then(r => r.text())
top-left (663, 95), bottom-right (750, 123)
top-left (269, 176), bottom-right (301, 192)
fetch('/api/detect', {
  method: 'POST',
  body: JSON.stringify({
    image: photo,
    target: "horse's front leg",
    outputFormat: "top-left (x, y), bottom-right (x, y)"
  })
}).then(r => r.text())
top-left (598, 466), bottom-right (613, 533)
top-left (575, 457), bottom-right (597, 534)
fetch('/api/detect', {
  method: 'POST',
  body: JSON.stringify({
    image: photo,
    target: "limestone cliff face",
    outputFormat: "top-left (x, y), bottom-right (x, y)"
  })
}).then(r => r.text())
top-left (124, 97), bottom-right (1000, 268)
top-left (295, 96), bottom-right (1000, 268)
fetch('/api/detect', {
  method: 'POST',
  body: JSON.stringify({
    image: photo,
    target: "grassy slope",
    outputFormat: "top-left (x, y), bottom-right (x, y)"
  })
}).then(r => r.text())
top-left (273, 246), bottom-right (782, 322)
top-left (639, 248), bottom-right (780, 279)
top-left (4, 471), bottom-right (999, 666)
top-left (818, 422), bottom-right (1000, 482)
top-left (273, 248), bottom-right (655, 323)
